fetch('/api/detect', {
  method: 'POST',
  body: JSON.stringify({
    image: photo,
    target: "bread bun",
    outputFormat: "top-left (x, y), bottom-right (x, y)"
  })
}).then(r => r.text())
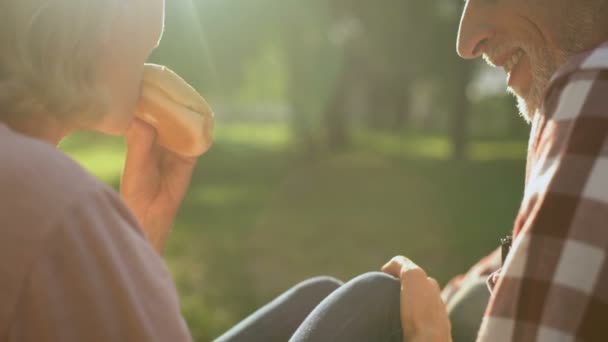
top-left (136, 63), bottom-right (214, 157)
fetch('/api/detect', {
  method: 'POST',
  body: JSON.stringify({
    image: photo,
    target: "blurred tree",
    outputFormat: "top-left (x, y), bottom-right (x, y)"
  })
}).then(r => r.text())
top-left (154, 0), bottom-right (480, 158)
top-left (448, 60), bottom-right (474, 160)
top-left (320, 0), bottom-right (419, 150)
top-left (153, 0), bottom-right (337, 153)
top-left (427, 1), bottom-right (475, 160)
top-left (321, 0), bottom-right (475, 156)
top-left (277, 0), bottom-right (340, 153)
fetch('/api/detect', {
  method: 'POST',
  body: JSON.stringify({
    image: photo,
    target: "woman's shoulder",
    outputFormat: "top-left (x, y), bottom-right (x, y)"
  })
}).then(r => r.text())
top-left (0, 123), bottom-right (148, 303)
top-left (0, 127), bottom-right (170, 335)
top-left (0, 124), bottom-right (129, 235)
top-left (1, 124), bottom-right (105, 199)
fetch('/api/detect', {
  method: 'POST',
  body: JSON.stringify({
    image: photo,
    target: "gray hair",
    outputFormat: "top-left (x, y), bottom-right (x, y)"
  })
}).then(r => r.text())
top-left (0, 0), bottom-right (120, 124)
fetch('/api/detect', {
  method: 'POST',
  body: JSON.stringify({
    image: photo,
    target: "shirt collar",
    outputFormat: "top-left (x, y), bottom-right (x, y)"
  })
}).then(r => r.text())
top-left (548, 40), bottom-right (608, 87)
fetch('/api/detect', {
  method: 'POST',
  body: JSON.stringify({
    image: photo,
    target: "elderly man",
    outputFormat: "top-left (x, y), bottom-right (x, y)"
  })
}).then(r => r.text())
top-left (458, 0), bottom-right (608, 340)
top-left (386, 0), bottom-right (608, 341)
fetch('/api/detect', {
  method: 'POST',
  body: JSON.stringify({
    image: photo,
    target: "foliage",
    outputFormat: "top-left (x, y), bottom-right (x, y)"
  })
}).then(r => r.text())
top-left (150, 0), bottom-right (517, 156)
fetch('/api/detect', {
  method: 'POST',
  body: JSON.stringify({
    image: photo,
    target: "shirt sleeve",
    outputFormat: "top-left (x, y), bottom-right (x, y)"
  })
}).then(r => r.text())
top-left (442, 249), bottom-right (501, 304)
top-left (477, 67), bottom-right (608, 341)
top-left (7, 186), bottom-right (192, 342)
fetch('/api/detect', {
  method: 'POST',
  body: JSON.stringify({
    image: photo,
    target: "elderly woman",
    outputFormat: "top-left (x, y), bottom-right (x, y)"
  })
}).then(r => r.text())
top-left (0, 1), bottom-right (453, 341)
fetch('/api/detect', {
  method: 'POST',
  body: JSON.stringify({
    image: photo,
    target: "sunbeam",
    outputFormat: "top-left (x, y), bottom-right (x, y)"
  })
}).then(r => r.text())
top-left (183, 0), bottom-right (220, 87)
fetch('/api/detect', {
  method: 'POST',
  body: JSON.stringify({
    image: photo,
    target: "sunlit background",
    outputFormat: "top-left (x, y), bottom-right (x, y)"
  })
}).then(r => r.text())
top-left (61, 1), bottom-right (529, 340)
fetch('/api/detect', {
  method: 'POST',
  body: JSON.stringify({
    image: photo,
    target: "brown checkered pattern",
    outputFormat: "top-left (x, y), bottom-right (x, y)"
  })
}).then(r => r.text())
top-left (477, 41), bottom-right (608, 342)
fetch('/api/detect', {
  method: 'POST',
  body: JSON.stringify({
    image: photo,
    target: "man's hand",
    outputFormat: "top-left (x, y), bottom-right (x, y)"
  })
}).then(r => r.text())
top-left (121, 118), bottom-right (198, 254)
top-left (382, 256), bottom-right (452, 342)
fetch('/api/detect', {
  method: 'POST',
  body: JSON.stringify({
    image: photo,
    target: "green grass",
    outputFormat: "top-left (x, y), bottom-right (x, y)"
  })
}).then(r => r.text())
top-left (60, 123), bottom-right (526, 341)
top-left (354, 130), bottom-right (527, 161)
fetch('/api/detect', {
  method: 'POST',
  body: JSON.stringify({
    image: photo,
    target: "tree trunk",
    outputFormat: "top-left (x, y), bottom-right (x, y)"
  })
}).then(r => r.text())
top-left (450, 62), bottom-right (473, 160)
top-left (392, 85), bottom-right (410, 132)
top-left (324, 81), bottom-right (349, 152)
top-left (324, 54), bottom-right (360, 151)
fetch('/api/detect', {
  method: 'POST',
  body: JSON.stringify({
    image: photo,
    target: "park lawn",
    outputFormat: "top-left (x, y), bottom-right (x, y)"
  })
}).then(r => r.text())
top-left (60, 122), bottom-right (526, 341)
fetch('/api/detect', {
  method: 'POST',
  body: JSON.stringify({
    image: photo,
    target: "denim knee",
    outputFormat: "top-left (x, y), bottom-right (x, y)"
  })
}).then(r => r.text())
top-left (289, 272), bottom-right (402, 342)
top-left (290, 276), bottom-right (343, 300)
top-left (351, 272), bottom-right (400, 290)
top-left (344, 272), bottom-right (400, 304)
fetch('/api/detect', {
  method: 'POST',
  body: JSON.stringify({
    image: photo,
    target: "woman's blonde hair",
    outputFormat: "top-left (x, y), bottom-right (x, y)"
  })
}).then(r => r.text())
top-left (0, 0), bottom-right (120, 123)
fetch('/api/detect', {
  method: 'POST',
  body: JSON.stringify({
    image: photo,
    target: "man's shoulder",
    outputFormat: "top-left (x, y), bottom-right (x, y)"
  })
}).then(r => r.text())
top-left (549, 40), bottom-right (608, 88)
top-left (540, 42), bottom-right (608, 125)
top-left (528, 41), bottom-right (608, 232)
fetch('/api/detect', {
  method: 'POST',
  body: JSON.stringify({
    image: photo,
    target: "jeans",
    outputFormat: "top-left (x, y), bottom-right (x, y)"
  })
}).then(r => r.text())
top-left (214, 272), bottom-right (402, 342)
top-left (447, 278), bottom-right (490, 342)
top-left (214, 272), bottom-right (489, 342)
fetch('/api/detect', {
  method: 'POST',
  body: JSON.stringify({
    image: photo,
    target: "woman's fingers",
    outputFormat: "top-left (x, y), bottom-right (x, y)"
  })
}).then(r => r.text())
top-left (428, 277), bottom-right (442, 293)
top-left (125, 118), bottom-right (157, 159)
top-left (122, 119), bottom-right (159, 197)
top-left (381, 256), bottom-right (424, 278)
top-left (382, 256), bottom-right (452, 341)
top-left (120, 117), bottom-right (199, 253)
top-left (123, 119), bottom-right (159, 180)
top-left (381, 258), bottom-right (401, 277)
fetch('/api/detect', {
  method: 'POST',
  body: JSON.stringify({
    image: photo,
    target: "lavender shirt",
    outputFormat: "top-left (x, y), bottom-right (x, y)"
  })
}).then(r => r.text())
top-left (0, 123), bottom-right (192, 341)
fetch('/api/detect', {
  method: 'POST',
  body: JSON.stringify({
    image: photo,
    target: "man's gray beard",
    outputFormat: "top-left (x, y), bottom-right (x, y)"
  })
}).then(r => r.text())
top-left (512, 4), bottom-right (599, 123)
top-left (508, 45), bottom-right (563, 124)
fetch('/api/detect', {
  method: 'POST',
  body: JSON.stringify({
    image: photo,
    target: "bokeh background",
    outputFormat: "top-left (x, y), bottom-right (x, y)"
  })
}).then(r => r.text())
top-left (61, 1), bottom-right (529, 340)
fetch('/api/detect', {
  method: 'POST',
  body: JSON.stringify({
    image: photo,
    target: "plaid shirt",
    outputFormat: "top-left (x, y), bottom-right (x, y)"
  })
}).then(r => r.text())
top-left (476, 41), bottom-right (608, 341)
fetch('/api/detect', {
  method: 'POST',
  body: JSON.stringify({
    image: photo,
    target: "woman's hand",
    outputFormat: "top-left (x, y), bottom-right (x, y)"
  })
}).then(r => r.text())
top-left (121, 118), bottom-right (198, 254)
top-left (382, 256), bottom-right (452, 342)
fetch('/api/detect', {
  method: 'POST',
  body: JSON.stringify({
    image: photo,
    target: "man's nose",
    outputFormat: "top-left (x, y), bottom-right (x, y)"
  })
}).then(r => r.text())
top-left (457, 1), bottom-right (495, 59)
